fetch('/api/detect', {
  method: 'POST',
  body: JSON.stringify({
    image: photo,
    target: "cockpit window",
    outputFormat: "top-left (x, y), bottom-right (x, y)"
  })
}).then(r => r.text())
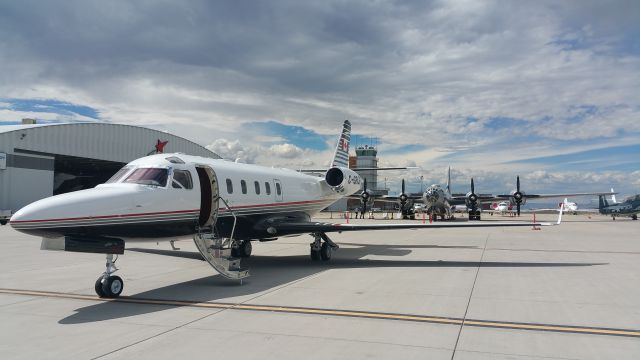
top-left (172, 170), bottom-right (193, 189)
top-left (124, 168), bottom-right (168, 187)
top-left (106, 166), bottom-right (133, 183)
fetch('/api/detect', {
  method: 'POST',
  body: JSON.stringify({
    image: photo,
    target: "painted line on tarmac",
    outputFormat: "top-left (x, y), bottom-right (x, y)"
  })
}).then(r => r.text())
top-left (2, 288), bottom-right (639, 338)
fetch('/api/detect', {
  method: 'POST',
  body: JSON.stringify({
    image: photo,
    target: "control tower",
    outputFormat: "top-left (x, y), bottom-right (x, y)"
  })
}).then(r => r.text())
top-left (352, 145), bottom-right (387, 196)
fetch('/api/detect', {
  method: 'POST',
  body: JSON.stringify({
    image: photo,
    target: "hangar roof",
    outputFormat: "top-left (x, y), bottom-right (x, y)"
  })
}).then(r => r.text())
top-left (0, 122), bottom-right (220, 162)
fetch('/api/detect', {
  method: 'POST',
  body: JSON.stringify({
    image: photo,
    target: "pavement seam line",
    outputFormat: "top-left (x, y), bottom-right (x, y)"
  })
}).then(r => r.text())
top-left (451, 233), bottom-right (489, 360)
top-left (2, 288), bottom-right (639, 338)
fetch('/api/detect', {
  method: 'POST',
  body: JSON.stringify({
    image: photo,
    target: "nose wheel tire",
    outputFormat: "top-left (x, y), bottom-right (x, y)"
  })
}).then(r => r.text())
top-left (96, 275), bottom-right (124, 298)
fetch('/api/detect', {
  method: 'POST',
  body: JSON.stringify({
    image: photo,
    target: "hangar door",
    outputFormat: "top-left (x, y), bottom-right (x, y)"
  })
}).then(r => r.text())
top-left (53, 154), bottom-right (124, 195)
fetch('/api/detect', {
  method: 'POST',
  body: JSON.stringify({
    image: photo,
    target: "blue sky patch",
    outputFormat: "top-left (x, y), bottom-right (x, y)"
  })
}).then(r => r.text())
top-left (242, 121), bottom-right (330, 150)
top-left (510, 144), bottom-right (640, 171)
top-left (383, 143), bottom-right (427, 155)
top-left (0, 98), bottom-right (100, 120)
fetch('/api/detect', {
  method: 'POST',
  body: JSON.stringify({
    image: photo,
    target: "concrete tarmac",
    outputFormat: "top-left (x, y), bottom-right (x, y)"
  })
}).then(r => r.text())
top-left (0, 214), bottom-right (639, 359)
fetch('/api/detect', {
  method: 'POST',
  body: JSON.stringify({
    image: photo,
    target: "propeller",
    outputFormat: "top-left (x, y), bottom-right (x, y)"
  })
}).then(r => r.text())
top-left (360, 178), bottom-right (370, 213)
top-left (398, 179), bottom-right (408, 210)
top-left (467, 178), bottom-right (478, 209)
top-left (512, 175), bottom-right (524, 216)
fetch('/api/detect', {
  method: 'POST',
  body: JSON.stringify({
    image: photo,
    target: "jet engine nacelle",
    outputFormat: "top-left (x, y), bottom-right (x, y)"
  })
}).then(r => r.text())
top-left (325, 167), bottom-right (362, 194)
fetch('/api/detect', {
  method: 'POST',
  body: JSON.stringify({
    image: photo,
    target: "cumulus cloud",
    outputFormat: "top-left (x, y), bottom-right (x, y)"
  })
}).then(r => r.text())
top-left (206, 139), bottom-right (259, 163)
top-left (206, 138), bottom-right (319, 167)
top-left (268, 143), bottom-right (304, 159)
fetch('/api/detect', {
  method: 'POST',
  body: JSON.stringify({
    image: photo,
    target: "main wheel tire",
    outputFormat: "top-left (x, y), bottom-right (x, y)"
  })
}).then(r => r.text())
top-left (320, 242), bottom-right (332, 261)
top-left (632, 214), bottom-right (638, 220)
top-left (0, 219), bottom-right (7, 225)
top-left (95, 277), bottom-right (106, 298)
top-left (310, 248), bottom-right (321, 261)
top-left (101, 275), bottom-right (124, 298)
top-left (241, 241), bottom-right (252, 257)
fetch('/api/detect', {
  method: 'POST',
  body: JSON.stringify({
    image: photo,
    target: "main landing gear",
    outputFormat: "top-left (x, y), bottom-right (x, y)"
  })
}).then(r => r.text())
top-left (95, 254), bottom-right (123, 298)
top-left (310, 232), bottom-right (339, 261)
top-left (231, 240), bottom-right (252, 258)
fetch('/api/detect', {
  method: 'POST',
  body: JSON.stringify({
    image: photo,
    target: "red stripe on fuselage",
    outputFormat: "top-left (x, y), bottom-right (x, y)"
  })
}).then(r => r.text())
top-left (10, 199), bottom-right (332, 224)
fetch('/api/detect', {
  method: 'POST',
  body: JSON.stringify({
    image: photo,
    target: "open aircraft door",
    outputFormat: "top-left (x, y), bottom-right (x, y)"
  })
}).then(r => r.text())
top-left (195, 166), bottom-right (219, 227)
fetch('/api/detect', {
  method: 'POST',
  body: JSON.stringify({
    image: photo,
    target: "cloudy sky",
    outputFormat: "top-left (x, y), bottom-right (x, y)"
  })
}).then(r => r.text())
top-left (1, 0), bottom-right (639, 201)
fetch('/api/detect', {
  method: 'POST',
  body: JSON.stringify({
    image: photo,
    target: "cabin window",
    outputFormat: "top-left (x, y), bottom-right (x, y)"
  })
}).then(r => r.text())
top-left (106, 166), bottom-right (132, 183)
top-left (226, 179), bottom-right (233, 194)
top-left (172, 170), bottom-right (193, 189)
top-left (124, 168), bottom-right (168, 187)
top-left (265, 182), bottom-right (271, 195)
top-left (241, 180), bottom-right (247, 194)
top-left (254, 181), bottom-right (260, 195)
top-left (276, 182), bottom-right (282, 196)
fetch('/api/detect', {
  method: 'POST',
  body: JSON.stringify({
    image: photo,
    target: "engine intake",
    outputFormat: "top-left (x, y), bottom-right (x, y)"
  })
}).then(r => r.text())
top-left (325, 167), bottom-right (362, 194)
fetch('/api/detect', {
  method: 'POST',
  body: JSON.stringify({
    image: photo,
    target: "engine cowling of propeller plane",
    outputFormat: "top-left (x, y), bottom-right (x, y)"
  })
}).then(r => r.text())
top-left (510, 191), bottom-right (527, 206)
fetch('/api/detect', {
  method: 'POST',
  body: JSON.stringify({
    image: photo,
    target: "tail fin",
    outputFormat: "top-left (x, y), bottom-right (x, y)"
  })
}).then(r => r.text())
top-left (599, 194), bottom-right (609, 210)
top-left (610, 188), bottom-right (617, 204)
top-left (331, 120), bottom-right (351, 168)
top-left (446, 166), bottom-right (451, 193)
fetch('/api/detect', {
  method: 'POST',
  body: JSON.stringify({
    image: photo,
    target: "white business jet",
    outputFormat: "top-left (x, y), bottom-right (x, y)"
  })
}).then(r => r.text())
top-left (9, 120), bottom-right (559, 298)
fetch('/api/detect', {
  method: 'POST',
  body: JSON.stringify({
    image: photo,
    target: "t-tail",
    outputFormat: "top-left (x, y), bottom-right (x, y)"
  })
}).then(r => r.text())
top-left (331, 120), bottom-right (351, 168)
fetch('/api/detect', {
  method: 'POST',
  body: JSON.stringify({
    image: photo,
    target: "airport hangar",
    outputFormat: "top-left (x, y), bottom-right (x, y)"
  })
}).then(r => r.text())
top-left (0, 121), bottom-right (220, 224)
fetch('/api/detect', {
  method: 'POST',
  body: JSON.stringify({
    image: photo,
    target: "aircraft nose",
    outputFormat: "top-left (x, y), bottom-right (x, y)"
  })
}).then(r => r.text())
top-left (9, 186), bottom-right (136, 236)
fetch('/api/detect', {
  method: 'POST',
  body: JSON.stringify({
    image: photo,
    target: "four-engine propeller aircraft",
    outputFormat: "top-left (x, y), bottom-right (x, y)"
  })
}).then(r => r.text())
top-left (10, 120), bottom-right (560, 298)
top-left (404, 169), bottom-right (615, 221)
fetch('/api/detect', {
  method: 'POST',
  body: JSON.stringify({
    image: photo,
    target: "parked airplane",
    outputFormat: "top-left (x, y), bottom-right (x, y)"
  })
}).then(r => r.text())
top-left (402, 169), bottom-right (615, 221)
top-left (9, 121), bottom-right (559, 298)
top-left (599, 193), bottom-right (639, 220)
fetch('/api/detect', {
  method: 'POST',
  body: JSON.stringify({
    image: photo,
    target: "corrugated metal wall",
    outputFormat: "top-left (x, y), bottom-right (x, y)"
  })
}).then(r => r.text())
top-left (0, 123), bottom-right (220, 217)
top-left (0, 123), bottom-right (219, 162)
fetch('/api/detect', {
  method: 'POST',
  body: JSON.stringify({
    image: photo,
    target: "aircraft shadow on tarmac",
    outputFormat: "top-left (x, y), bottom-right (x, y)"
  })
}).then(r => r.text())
top-left (59, 243), bottom-right (606, 325)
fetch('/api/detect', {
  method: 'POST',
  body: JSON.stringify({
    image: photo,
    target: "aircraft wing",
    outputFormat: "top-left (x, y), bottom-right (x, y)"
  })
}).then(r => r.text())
top-left (269, 219), bottom-right (557, 236)
top-left (494, 192), bottom-right (616, 200)
top-left (299, 167), bottom-right (418, 174)
top-left (346, 195), bottom-right (400, 204)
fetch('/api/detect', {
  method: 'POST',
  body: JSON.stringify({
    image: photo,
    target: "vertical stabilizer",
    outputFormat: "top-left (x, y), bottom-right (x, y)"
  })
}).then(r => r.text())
top-left (331, 120), bottom-right (351, 168)
top-left (446, 166), bottom-right (451, 194)
top-left (599, 194), bottom-right (609, 211)
top-left (610, 188), bottom-right (617, 204)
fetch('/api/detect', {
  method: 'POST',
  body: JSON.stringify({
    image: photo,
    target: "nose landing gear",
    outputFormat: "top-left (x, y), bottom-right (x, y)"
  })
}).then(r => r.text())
top-left (95, 254), bottom-right (123, 298)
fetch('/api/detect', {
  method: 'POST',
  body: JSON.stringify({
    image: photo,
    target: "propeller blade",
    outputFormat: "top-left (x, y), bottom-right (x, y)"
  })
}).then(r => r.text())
top-left (471, 178), bottom-right (475, 194)
top-left (363, 178), bottom-right (367, 192)
top-left (517, 203), bottom-right (521, 216)
top-left (516, 175), bottom-right (520, 192)
top-left (402, 179), bottom-right (405, 194)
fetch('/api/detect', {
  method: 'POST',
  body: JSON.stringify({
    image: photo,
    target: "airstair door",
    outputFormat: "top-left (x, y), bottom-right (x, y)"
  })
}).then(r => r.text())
top-left (196, 166), bottom-right (219, 227)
